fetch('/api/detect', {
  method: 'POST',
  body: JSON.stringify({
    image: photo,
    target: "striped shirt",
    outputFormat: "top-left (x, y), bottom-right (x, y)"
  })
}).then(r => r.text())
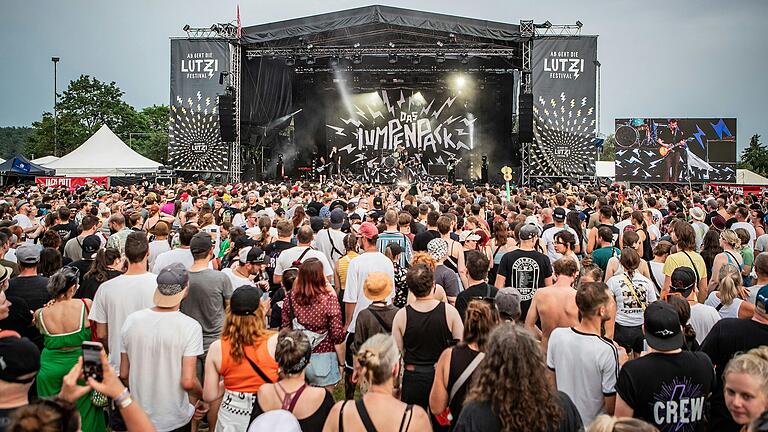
top-left (376, 230), bottom-right (412, 267)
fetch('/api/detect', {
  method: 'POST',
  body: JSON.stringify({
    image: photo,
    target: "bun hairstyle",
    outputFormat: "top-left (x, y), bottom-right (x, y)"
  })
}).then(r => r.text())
top-left (720, 229), bottom-right (741, 250)
top-left (356, 333), bottom-right (399, 387)
top-left (724, 346), bottom-right (768, 398)
top-left (47, 267), bottom-right (79, 297)
top-left (276, 329), bottom-right (312, 375)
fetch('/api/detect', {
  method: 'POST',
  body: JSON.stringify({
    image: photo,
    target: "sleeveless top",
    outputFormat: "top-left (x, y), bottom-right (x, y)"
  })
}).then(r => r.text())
top-left (403, 302), bottom-right (453, 366)
top-left (220, 334), bottom-right (279, 393)
top-left (638, 229), bottom-right (653, 261)
top-left (446, 345), bottom-right (481, 419)
top-left (598, 223), bottom-right (621, 248)
top-left (37, 301), bottom-right (91, 350)
top-left (250, 388), bottom-right (335, 432)
top-left (705, 292), bottom-right (743, 319)
top-left (444, 242), bottom-right (459, 273)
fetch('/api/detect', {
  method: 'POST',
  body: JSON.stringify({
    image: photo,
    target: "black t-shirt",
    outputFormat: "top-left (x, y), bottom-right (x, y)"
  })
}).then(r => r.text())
top-left (412, 229), bottom-right (440, 252)
top-left (616, 351), bottom-right (714, 432)
top-left (51, 221), bottom-right (79, 246)
top-left (264, 240), bottom-right (295, 291)
top-left (700, 318), bottom-right (768, 432)
top-left (76, 269), bottom-right (122, 301)
top-left (0, 296), bottom-right (38, 348)
top-left (7, 276), bottom-right (51, 312)
top-left (454, 391), bottom-right (582, 432)
top-left (0, 406), bottom-right (22, 432)
top-left (455, 282), bottom-right (498, 321)
top-left (68, 259), bottom-right (93, 283)
top-left (497, 249), bottom-right (552, 320)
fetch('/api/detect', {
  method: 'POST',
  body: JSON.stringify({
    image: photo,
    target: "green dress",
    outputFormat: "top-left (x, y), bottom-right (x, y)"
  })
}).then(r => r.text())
top-left (36, 301), bottom-right (106, 432)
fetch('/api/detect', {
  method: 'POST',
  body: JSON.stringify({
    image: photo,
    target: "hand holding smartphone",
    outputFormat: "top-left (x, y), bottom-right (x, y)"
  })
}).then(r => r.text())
top-left (82, 341), bottom-right (104, 382)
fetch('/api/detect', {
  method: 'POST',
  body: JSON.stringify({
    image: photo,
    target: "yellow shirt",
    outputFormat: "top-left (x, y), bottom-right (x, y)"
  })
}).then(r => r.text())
top-left (663, 250), bottom-right (707, 282)
top-left (337, 251), bottom-right (359, 290)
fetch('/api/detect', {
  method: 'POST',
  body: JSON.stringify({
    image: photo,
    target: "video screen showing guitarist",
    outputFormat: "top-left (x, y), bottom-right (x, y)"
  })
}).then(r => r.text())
top-left (657, 119), bottom-right (688, 182)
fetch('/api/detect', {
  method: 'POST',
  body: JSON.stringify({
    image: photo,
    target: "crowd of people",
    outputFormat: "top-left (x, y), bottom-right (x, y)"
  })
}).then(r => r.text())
top-left (0, 179), bottom-right (767, 432)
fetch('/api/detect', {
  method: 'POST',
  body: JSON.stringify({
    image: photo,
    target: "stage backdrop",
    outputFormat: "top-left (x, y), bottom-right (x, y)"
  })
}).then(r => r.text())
top-left (168, 39), bottom-right (230, 172)
top-left (614, 118), bottom-right (737, 183)
top-left (530, 36), bottom-right (598, 177)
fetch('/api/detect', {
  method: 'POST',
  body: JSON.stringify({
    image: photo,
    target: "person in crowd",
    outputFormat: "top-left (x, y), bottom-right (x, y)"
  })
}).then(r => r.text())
top-left (384, 243), bottom-right (408, 308)
top-left (106, 214), bottom-right (132, 255)
top-left (605, 231), bottom-right (652, 281)
top-left (614, 301), bottom-right (714, 431)
top-left (607, 248), bottom-right (657, 356)
top-left (78, 247), bottom-right (122, 301)
top-left (67, 234), bottom-right (100, 282)
top-left (542, 207), bottom-right (578, 264)
top-left (705, 263), bottom-right (755, 319)
top-left (429, 300), bottom-right (498, 427)
top-left (732, 207), bottom-right (756, 249)
top-left (587, 205), bottom-right (620, 254)
top-left (270, 267), bottom-right (298, 330)
top-left (323, 333), bottom-right (432, 432)
top-left (722, 346), bottom-right (768, 430)
top-left (352, 272), bottom-right (398, 354)
top-left (0, 233), bottom-right (19, 278)
top-left (63, 215), bottom-right (101, 262)
top-left (251, 330), bottom-right (335, 432)
top-left (376, 209), bottom-right (413, 268)
top-left (525, 257), bottom-right (580, 351)
top-left (663, 295), bottom-right (699, 350)
top-left (666, 267), bottom-right (720, 344)
top-left (333, 233), bottom-right (359, 304)
top-left (34, 267), bottom-right (105, 431)
top-left (455, 250), bottom-right (497, 320)
top-left (222, 245), bottom-right (267, 290)
top-left (437, 214), bottom-right (465, 278)
top-left (708, 229), bottom-right (744, 294)
top-left (748, 252), bottom-right (768, 304)
top-left (5, 245), bottom-right (50, 348)
top-left (494, 287), bottom-right (522, 322)
top-left (0, 333), bottom-right (41, 430)
top-left (274, 226), bottom-right (333, 286)
top-left (282, 257), bottom-right (344, 391)
top-left (580, 265), bottom-right (605, 285)
top-left (152, 224), bottom-right (200, 273)
top-left (454, 322), bottom-right (584, 431)
top-left (204, 285), bottom-right (278, 431)
top-left (427, 238), bottom-right (462, 305)
top-left (495, 224), bottom-right (553, 321)
top-left (412, 211), bottom-right (441, 253)
top-left (147, 220), bottom-right (172, 271)
top-left (553, 230), bottom-right (580, 269)
top-left (663, 221), bottom-right (707, 299)
top-left (392, 263), bottom-right (463, 413)
top-left (587, 416), bottom-right (660, 432)
top-left (548, 281), bottom-right (621, 425)
top-left (700, 284), bottom-right (768, 432)
top-left (406, 252), bottom-right (448, 304)
top-left (735, 228), bottom-right (755, 287)
top-left (121, 263), bottom-right (207, 431)
top-left (591, 227), bottom-right (622, 274)
top-left (647, 240), bottom-right (671, 296)
top-left (488, 221), bottom-right (515, 282)
top-left (315, 208), bottom-right (347, 268)
top-left (700, 229), bottom-right (723, 279)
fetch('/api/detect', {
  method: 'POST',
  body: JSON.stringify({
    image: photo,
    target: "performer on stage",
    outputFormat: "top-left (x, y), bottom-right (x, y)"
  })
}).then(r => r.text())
top-left (275, 153), bottom-right (284, 180)
top-left (446, 154), bottom-right (459, 183)
top-left (395, 144), bottom-right (407, 170)
top-left (657, 119), bottom-right (688, 182)
top-left (328, 146), bottom-right (341, 181)
top-left (318, 156), bottom-right (328, 184)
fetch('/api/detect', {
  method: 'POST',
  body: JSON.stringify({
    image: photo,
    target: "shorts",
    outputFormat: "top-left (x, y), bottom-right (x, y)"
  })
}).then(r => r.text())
top-left (305, 352), bottom-right (341, 387)
top-left (217, 389), bottom-right (256, 432)
top-left (614, 323), bottom-right (645, 354)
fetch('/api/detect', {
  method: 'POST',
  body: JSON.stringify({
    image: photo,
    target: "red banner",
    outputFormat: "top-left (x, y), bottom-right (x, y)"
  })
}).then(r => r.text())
top-left (35, 176), bottom-right (110, 190)
top-left (707, 184), bottom-right (768, 195)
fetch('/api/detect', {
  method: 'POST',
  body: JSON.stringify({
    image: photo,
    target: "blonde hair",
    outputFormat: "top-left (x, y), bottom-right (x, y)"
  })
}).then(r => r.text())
top-left (718, 263), bottom-right (743, 306)
top-left (411, 252), bottom-right (436, 271)
top-left (356, 333), bottom-right (399, 387)
top-left (724, 346), bottom-right (768, 398)
top-left (588, 415), bottom-right (659, 432)
top-left (720, 229), bottom-right (741, 250)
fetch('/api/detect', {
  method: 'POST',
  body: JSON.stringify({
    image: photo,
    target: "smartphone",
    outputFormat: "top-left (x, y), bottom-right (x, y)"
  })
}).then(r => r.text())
top-left (82, 341), bottom-right (104, 382)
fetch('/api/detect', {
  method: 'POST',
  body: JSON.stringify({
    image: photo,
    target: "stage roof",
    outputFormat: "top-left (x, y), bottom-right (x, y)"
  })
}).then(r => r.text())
top-left (241, 5), bottom-right (523, 47)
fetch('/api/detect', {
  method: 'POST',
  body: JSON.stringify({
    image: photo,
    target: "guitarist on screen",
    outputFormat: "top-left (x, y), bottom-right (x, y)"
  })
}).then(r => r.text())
top-left (657, 119), bottom-right (688, 182)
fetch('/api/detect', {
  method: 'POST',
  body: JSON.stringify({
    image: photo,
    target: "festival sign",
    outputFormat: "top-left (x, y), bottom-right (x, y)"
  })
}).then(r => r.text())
top-left (35, 176), bottom-right (110, 190)
top-left (169, 39), bottom-right (231, 172)
top-left (530, 36), bottom-right (598, 177)
top-left (614, 118), bottom-right (737, 183)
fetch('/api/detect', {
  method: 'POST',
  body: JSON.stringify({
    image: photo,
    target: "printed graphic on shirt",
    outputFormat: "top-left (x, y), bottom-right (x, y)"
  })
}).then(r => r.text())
top-left (652, 377), bottom-right (706, 431)
top-left (619, 278), bottom-right (649, 314)
top-left (511, 257), bottom-right (540, 301)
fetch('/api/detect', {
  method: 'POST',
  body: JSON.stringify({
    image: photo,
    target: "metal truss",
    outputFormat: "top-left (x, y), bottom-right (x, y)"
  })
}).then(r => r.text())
top-left (184, 23), bottom-right (238, 39)
top-left (245, 46), bottom-right (517, 60)
top-left (230, 43), bottom-right (241, 183)
top-left (535, 24), bottom-right (582, 37)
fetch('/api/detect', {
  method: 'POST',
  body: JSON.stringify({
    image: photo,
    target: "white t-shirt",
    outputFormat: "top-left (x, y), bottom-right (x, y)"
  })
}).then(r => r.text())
top-left (148, 240), bottom-right (172, 271)
top-left (541, 225), bottom-right (578, 263)
top-left (343, 252), bottom-right (394, 332)
top-left (607, 272), bottom-right (657, 327)
top-left (731, 222), bottom-right (756, 249)
top-left (692, 221), bottom-right (709, 252)
top-left (273, 246), bottom-right (333, 279)
top-left (547, 327), bottom-right (619, 425)
top-left (689, 302), bottom-right (721, 344)
top-left (13, 213), bottom-right (33, 230)
top-left (152, 248), bottom-right (194, 274)
top-left (88, 273), bottom-right (157, 370)
top-left (201, 224), bottom-right (221, 254)
top-left (755, 234), bottom-right (768, 254)
top-left (121, 309), bottom-right (203, 431)
top-left (313, 229), bottom-right (347, 268)
top-left (221, 267), bottom-right (255, 290)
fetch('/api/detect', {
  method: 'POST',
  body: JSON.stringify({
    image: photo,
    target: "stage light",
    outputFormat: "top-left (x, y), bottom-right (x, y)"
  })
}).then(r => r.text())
top-left (286, 56), bottom-right (295, 66)
top-left (460, 53), bottom-right (469, 64)
top-left (388, 53), bottom-right (398, 64)
top-left (183, 24), bottom-right (190, 32)
top-left (576, 20), bottom-right (583, 28)
top-left (306, 56), bottom-right (316, 65)
top-left (436, 52), bottom-right (445, 63)
top-left (412, 55), bottom-right (421, 65)
top-left (388, 42), bottom-right (395, 48)
top-left (354, 43), bottom-right (361, 48)
top-left (412, 92), bottom-right (426, 104)
top-left (436, 41), bottom-right (444, 47)
top-left (330, 56), bottom-right (340, 66)
top-left (368, 92), bottom-right (380, 103)
top-left (306, 44), bottom-right (314, 49)
top-left (352, 54), bottom-right (362, 64)
top-left (455, 75), bottom-right (466, 88)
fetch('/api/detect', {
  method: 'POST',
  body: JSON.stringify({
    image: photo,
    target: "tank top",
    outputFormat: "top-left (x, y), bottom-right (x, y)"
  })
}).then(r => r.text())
top-left (444, 242), bottom-right (459, 273)
top-left (705, 292), bottom-right (743, 319)
top-left (220, 334), bottom-right (279, 393)
top-left (38, 301), bottom-right (91, 350)
top-left (638, 229), bottom-right (653, 261)
top-left (446, 345), bottom-right (481, 419)
top-left (403, 302), bottom-right (453, 366)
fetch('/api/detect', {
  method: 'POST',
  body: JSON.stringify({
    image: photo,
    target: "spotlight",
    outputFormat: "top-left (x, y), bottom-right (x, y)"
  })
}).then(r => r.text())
top-left (460, 53), bottom-right (469, 64)
top-left (183, 24), bottom-right (190, 32)
top-left (388, 53), bottom-right (398, 64)
top-left (436, 52), bottom-right (445, 63)
top-left (436, 41), bottom-right (444, 47)
top-left (330, 56), bottom-right (340, 66)
top-left (576, 20), bottom-right (583, 28)
top-left (353, 43), bottom-right (361, 48)
top-left (388, 42), bottom-right (395, 48)
top-left (306, 56), bottom-right (316, 65)
top-left (455, 75), bottom-right (466, 88)
top-left (412, 55), bottom-right (421, 65)
top-left (306, 44), bottom-right (314, 49)
top-left (286, 56), bottom-right (295, 66)
top-left (352, 54), bottom-right (362, 64)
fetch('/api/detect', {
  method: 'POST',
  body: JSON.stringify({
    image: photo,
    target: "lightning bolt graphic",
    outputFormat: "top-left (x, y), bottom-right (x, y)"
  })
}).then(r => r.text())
top-left (397, 91), bottom-right (406, 108)
top-left (353, 105), bottom-right (368, 121)
top-left (693, 125), bottom-right (706, 150)
top-left (341, 117), bottom-right (363, 128)
top-left (196, 91), bottom-right (202, 101)
top-left (581, 97), bottom-right (587, 107)
top-left (710, 119), bottom-right (732, 140)
top-left (443, 115), bottom-right (461, 125)
top-left (382, 90), bottom-right (395, 117)
top-left (340, 144), bottom-right (355, 154)
top-left (421, 100), bottom-right (434, 116)
top-left (560, 92), bottom-right (566, 102)
top-left (432, 97), bottom-right (456, 119)
top-left (367, 105), bottom-right (384, 120)
top-left (326, 125), bottom-right (346, 136)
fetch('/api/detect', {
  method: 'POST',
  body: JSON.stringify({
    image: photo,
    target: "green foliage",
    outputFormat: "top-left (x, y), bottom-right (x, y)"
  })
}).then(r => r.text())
top-left (23, 75), bottom-right (168, 163)
top-left (600, 133), bottom-right (615, 161)
top-left (738, 134), bottom-right (768, 175)
top-left (0, 127), bottom-right (34, 159)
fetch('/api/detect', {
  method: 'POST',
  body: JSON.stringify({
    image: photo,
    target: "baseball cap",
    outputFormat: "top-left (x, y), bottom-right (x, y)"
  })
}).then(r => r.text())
top-left (0, 334), bottom-right (40, 383)
top-left (239, 246), bottom-right (266, 265)
top-left (670, 267), bottom-right (696, 298)
top-left (310, 216), bottom-right (325, 233)
top-left (233, 236), bottom-right (256, 250)
top-left (644, 301), bottom-right (684, 351)
top-left (755, 284), bottom-right (768, 313)
top-left (154, 263), bottom-right (189, 308)
top-left (459, 230), bottom-right (481, 242)
top-left (0, 220), bottom-right (17, 228)
top-left (230, 285), bottom-right (264, 316)
top-left (495, 288), bottom-right (522, 320)
top-left (553, 207), bottom-right (567, 222)
top-left (712, 215), bottom-right (726, 231)
top-left (358, 222), bottom-right (379, 240)
top-left (689, 207), bottom-right (705, 222)
top-left (519, 224), bottom-right (539, 241)
top-left (15, 200), bottom-right (28, 211)
top-left (16, 244), bottom-right (41, 265)
top-left (189, 232), bottom-right (214, 254)
top-left (247, 409), bottom-right (301, 432)
top-left (427, 238), bottom-right (448, 261)
top-left (81, 235), bottom-right (102, 260)
top-left (330, 208), bottom-right (345, 229)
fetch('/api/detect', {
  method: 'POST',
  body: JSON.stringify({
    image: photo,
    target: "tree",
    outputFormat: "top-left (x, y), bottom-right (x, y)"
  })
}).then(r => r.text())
top-left (0, 127), bottom-right (34, 159)
top-left (27, 75), bottom-right (146, 157)
top-left (738, 134), bottom-right (768, 175)
top-left (129, 105), bottom-right (170, 164)
top-left (600, 133), bottom-right (616, 161)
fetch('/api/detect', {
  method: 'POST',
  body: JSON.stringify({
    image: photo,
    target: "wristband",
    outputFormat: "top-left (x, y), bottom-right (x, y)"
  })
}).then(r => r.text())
top-left (114, 388), bottom-right (130, 405)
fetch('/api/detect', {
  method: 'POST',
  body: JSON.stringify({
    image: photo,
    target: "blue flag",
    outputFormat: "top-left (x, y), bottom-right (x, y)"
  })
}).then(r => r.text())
top-left (12, 158), bottom-right (30, 174)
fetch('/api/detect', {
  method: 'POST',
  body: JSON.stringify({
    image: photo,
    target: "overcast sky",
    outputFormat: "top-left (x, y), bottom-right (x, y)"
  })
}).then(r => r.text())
top-left (1, 0), bottom-right (766, 152)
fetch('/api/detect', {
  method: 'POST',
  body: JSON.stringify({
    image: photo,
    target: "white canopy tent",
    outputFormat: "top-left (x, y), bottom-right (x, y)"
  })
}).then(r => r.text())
top-left (46, 125), bottom-right (161, 176)
top-left (32, 155), bottom-right (59, 165)
top-left (595, 161), bottom-right (615, 178)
